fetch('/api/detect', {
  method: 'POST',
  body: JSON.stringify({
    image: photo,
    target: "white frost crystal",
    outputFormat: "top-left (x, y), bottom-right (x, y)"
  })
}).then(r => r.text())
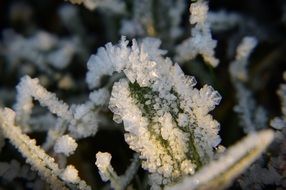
top-left (54, 135), bottom-right (78, 156)
top-left (176, 0), bottom-right (219, 67)
top-left (87, 36), bottom-right (221, 188)
top-left (60, 165), bottom-right (80, 183)
top-left (14, 75), bottom-right (101, 139)
top-left (86, 36), bottom-right (166, 89)
top-left (95, 152), bottom-right (112, 182)
top-left (15, 75), bottom-right (73, 126)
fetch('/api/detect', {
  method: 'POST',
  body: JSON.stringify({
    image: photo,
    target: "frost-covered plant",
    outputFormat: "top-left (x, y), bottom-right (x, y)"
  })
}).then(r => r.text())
top-left (0, 0), bottom-right (282, 190)
top-left (86, 36), bottom-right (274, 189)
top-left (0, 108), bottom-right (91, 190)
top-left (0, 34), bottom-right (274, 190)
top-left (13, 75), bottom-right (108, 139)
top-left (87, 36), bottom-right (221, 188)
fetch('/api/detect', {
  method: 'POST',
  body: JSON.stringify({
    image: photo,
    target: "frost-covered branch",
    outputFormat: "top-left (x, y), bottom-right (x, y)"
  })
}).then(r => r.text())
top-left (176, 0), bottom-right (219, 67)
top-left (15, 75), bottom-right (73, 127)
top-left (14, 74), bottom-right (104, 139)
top-left (0, 108), bottom-right (91, 190)
top-left (229, 37), bottom-right (267, 133)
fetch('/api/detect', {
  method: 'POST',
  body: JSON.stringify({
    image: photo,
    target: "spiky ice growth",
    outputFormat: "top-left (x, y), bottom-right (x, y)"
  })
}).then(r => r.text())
top-left (86, 36), bottom-right (222, 188)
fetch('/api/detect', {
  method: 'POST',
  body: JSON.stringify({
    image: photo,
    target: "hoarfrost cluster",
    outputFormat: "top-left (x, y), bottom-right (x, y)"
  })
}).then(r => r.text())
top-left (0, 0), bottom-right (285, 190)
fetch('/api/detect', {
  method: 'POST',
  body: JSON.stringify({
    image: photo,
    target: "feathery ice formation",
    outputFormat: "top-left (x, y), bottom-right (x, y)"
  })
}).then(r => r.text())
top-left (86, 36), bottom-right (222, 188)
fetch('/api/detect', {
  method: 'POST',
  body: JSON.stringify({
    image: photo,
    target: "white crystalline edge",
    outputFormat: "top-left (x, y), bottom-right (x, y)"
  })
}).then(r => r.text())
top-left (166, 130), bottom-right (274, 190)
top-left (90, 36), bottom-right (221, 126)
top-left (86, 36), bottom-right (166, 89)
top-left (86, 36), bottom-right (131, 88)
